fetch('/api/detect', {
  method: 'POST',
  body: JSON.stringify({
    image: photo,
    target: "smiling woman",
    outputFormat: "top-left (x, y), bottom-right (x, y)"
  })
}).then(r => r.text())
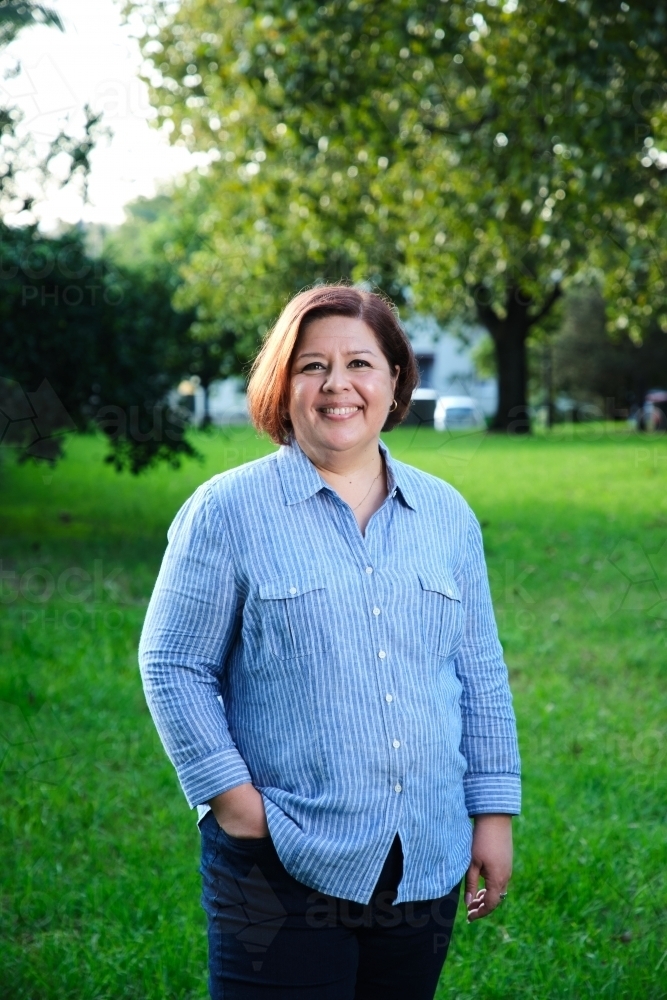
top-left (139, 283), bottom-right (521, 1000)
top-left (247, 284), bottom-right (417, 444)
top-left (247, 286), bottom-right (418, 532)
top-left (287, 315), bottom-right (400, 532)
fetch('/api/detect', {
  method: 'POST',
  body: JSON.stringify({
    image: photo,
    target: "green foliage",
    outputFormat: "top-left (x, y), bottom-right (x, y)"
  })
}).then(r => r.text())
top-left (0, 0), bottom-right (203, 474)
top-left (140, 0), bottom-right (667, 317)
top-left (0, 222), bottom-right (199, 472)
top-left (1, 426), bottom-right (666, 997)
top-left (0, 1), bottom-right (62, 46)
top-left (128, 0), bottom-right (667, 427)
top-left (105, 192), bottom-right (258, 395)
top-left (470, 331), bottom-right (496, 380)
top-left (553, 288), bottom-right (667, 412)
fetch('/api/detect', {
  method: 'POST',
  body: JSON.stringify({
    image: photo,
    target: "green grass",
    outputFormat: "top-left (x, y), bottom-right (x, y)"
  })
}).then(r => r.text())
top-left (1, 424), bottom-right (666, 999)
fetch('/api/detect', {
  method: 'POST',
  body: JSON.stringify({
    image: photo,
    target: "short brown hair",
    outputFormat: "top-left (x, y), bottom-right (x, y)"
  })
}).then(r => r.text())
top-left (247, 285), bottom-right (419, 445)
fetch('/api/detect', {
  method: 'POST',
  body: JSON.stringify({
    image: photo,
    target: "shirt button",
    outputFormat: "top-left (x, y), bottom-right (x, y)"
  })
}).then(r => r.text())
top-left (445, 589), bottom-right (453, 598)
top-left (385, 693), bottom-right (393, 703)
top-left (392, 739), bottom-right (401, 749)
top-left (289, 586), bottom-right (297, 595)
top-left (372, 607), bottom-right (381, 616)
top-left (394, 783), bottom-right (402, 793)
top-left (378, 650), bottom-right (386, 659)
top-left (365, 566), bottom-right (373, 575)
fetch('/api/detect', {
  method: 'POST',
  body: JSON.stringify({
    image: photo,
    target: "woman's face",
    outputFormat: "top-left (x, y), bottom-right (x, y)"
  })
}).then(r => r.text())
top-left (288, 315), bottom-right (399, 459)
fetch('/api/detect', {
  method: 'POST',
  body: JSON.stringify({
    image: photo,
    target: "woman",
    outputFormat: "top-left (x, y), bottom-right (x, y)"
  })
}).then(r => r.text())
top-left (139, 285), bottom-right (521, 1000)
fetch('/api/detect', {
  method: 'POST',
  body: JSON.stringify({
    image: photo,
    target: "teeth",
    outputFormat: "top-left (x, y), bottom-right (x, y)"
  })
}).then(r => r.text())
top-left (321, 406), bottom-right (359, 415)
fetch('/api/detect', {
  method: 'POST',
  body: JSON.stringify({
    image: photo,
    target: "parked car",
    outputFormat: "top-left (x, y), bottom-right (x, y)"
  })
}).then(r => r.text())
top-left (434, 395), bottom-right (486, 431)
top-left (636, 389), bottom-right (667, 431)
top-left (403, 388), bottom-right (439, 427)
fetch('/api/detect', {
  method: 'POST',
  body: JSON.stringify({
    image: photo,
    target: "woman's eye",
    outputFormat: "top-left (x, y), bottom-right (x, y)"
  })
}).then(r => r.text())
top-left (349, 359), bottom-right (371, 368)
top-left (302, 362), bottom-right (326, 371)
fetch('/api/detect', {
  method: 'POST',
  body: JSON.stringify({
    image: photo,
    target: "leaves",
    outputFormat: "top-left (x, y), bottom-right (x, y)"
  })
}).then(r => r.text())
top-left (120, 0), bottom-right (667, 426)
top-left (0, 1), bottom-right (63, 46)
top-left (0, 1), bottom-right (200, 473)
top-left (130, 0), bottom-right (667, 325)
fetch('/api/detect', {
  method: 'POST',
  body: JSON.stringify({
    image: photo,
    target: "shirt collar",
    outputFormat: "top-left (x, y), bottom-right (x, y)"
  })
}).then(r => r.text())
top-left (276, 436), bottom-right (417, 511)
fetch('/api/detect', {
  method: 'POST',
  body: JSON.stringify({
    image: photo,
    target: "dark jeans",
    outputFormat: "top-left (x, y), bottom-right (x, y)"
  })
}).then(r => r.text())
top-left (199, 811), bottom-right (460, 1000)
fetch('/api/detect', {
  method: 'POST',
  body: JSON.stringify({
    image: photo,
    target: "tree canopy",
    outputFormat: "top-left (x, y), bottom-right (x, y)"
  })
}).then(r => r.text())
top-left (131, 0), bottom-right (667, 429)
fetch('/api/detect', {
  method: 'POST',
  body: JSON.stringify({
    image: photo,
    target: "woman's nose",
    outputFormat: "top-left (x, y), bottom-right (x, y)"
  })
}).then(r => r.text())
top-left (321, 363), bottom-right (351, 392)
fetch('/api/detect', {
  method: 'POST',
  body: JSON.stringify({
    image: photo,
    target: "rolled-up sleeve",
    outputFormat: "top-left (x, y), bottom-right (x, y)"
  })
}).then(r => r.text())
top-left (138, 483), bottom-right (252, 808)
top-left (454, 509), bottom-right (521, 816)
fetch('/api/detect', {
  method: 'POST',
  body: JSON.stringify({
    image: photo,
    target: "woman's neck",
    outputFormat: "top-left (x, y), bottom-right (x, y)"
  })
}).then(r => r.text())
top-left (295, 436), bottom-right (388, 535)
top-left (298, 437), bottom-right (383, 486)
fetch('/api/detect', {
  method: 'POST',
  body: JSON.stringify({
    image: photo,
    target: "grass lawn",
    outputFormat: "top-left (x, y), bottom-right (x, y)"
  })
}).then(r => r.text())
top-left (1, 424), bottom-right (666, 999)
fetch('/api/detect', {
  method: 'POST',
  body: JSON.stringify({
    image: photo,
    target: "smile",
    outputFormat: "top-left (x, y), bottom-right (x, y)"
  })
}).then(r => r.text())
top-left (319, 406), bottom-right (361, 416)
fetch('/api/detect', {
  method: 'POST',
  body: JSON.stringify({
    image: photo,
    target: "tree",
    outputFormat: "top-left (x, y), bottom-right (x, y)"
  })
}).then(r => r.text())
top-left (0, 12), bottom-right (201, 473)
top-left (132, 0), bottom-right (667, 430)
top-left (104, 192), bottom-right (245, 428)
top-left (170, 164), bottom-right (408, 360)
top-left (553, 288), bottom-right (667, 416)
top-left (0, 224), bottom-right (199, 471)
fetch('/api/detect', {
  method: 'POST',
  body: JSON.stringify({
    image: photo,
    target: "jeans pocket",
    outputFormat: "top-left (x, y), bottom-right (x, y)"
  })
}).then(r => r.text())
top-left (216, 824), bottom-right (273, 852)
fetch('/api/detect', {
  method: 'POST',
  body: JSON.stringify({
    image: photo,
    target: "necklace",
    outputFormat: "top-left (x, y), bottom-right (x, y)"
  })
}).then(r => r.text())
top-left (351, 466), bottom-right (384, 511)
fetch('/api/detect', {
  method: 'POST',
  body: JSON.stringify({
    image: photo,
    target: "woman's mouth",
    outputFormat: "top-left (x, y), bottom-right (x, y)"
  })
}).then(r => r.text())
top-left (319, 406), bottom-right (361, 416)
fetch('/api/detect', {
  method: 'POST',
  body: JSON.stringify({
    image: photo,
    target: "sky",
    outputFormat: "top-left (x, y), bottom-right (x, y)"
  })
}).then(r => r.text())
top-left (0, 0), bottom-right (199, 230)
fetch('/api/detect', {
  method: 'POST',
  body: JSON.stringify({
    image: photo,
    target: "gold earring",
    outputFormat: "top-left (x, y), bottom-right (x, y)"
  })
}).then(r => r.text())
top-left (389, 399), bottom-right (398, 412)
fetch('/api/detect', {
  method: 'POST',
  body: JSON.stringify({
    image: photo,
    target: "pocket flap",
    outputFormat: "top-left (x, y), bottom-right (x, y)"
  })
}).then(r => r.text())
top-left (418, 572), bottom-right (461, 602)
top-left (258, 575), bottom-right (328, 600)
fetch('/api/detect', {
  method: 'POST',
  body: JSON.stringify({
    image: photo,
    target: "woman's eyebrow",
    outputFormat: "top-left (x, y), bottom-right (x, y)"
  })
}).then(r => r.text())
top-left (295, 348), bottom-right (377, 359)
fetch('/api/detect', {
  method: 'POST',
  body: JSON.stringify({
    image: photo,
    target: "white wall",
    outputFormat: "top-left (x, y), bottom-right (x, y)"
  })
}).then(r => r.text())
top-left (192, 377), bottom-right (249, 425)
top-left (404, 316), bottom-right (498, 418)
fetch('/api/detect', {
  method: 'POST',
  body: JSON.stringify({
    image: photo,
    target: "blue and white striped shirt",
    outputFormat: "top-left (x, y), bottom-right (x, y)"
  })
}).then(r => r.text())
top-left (139, 436), bottom-right (520, 905)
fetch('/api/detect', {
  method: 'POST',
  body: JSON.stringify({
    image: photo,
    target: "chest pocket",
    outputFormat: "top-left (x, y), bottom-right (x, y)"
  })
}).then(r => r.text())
top-left (258, 575), bottom-right (333, 660)
top-left (418, 572), bottom-right (464, 659)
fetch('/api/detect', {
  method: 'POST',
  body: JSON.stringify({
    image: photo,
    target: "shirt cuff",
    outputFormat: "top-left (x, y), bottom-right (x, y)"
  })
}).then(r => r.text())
top-left (176, 747), bottom-right (253, 809)
top-left (463, 772), bottom-right (521, 816)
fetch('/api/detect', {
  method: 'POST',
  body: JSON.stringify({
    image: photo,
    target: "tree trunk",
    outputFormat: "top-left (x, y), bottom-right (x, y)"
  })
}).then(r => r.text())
top-left (541, 340), bottom-right (555, 429)
top-left (474, 282), bottom-right (562, 434)
top-left (201, 383), bottom-right (211, 428)
top-left (491, 321), bottom-right (531, 432)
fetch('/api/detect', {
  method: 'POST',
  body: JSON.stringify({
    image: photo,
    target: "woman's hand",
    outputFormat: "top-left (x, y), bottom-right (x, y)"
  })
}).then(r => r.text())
top-left (209, 783), bottom-right (269, 839)
top-left (464, 813), bottom-right (513, 922)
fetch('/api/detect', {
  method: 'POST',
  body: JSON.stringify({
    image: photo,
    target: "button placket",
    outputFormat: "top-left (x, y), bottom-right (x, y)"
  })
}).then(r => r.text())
top-left (364, 567), bottom-right (397, 770)
top-left (385, 694), bottom-right (402, 794)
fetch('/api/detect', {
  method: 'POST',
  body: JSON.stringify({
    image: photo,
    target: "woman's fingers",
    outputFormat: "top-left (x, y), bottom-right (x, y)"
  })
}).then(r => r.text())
top-left (466, 882), bottom-right (511, 922)
top-left (464, 861), bottom-right (481, 907)
top-left (465, 886), bottom-right (485, 921)
top-left (467, 889), bottom-right (491, 922)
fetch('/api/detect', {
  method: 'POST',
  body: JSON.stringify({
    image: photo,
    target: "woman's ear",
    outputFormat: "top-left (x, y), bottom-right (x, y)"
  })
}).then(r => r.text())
top-left (392, 365), bottom-right (400, 389)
